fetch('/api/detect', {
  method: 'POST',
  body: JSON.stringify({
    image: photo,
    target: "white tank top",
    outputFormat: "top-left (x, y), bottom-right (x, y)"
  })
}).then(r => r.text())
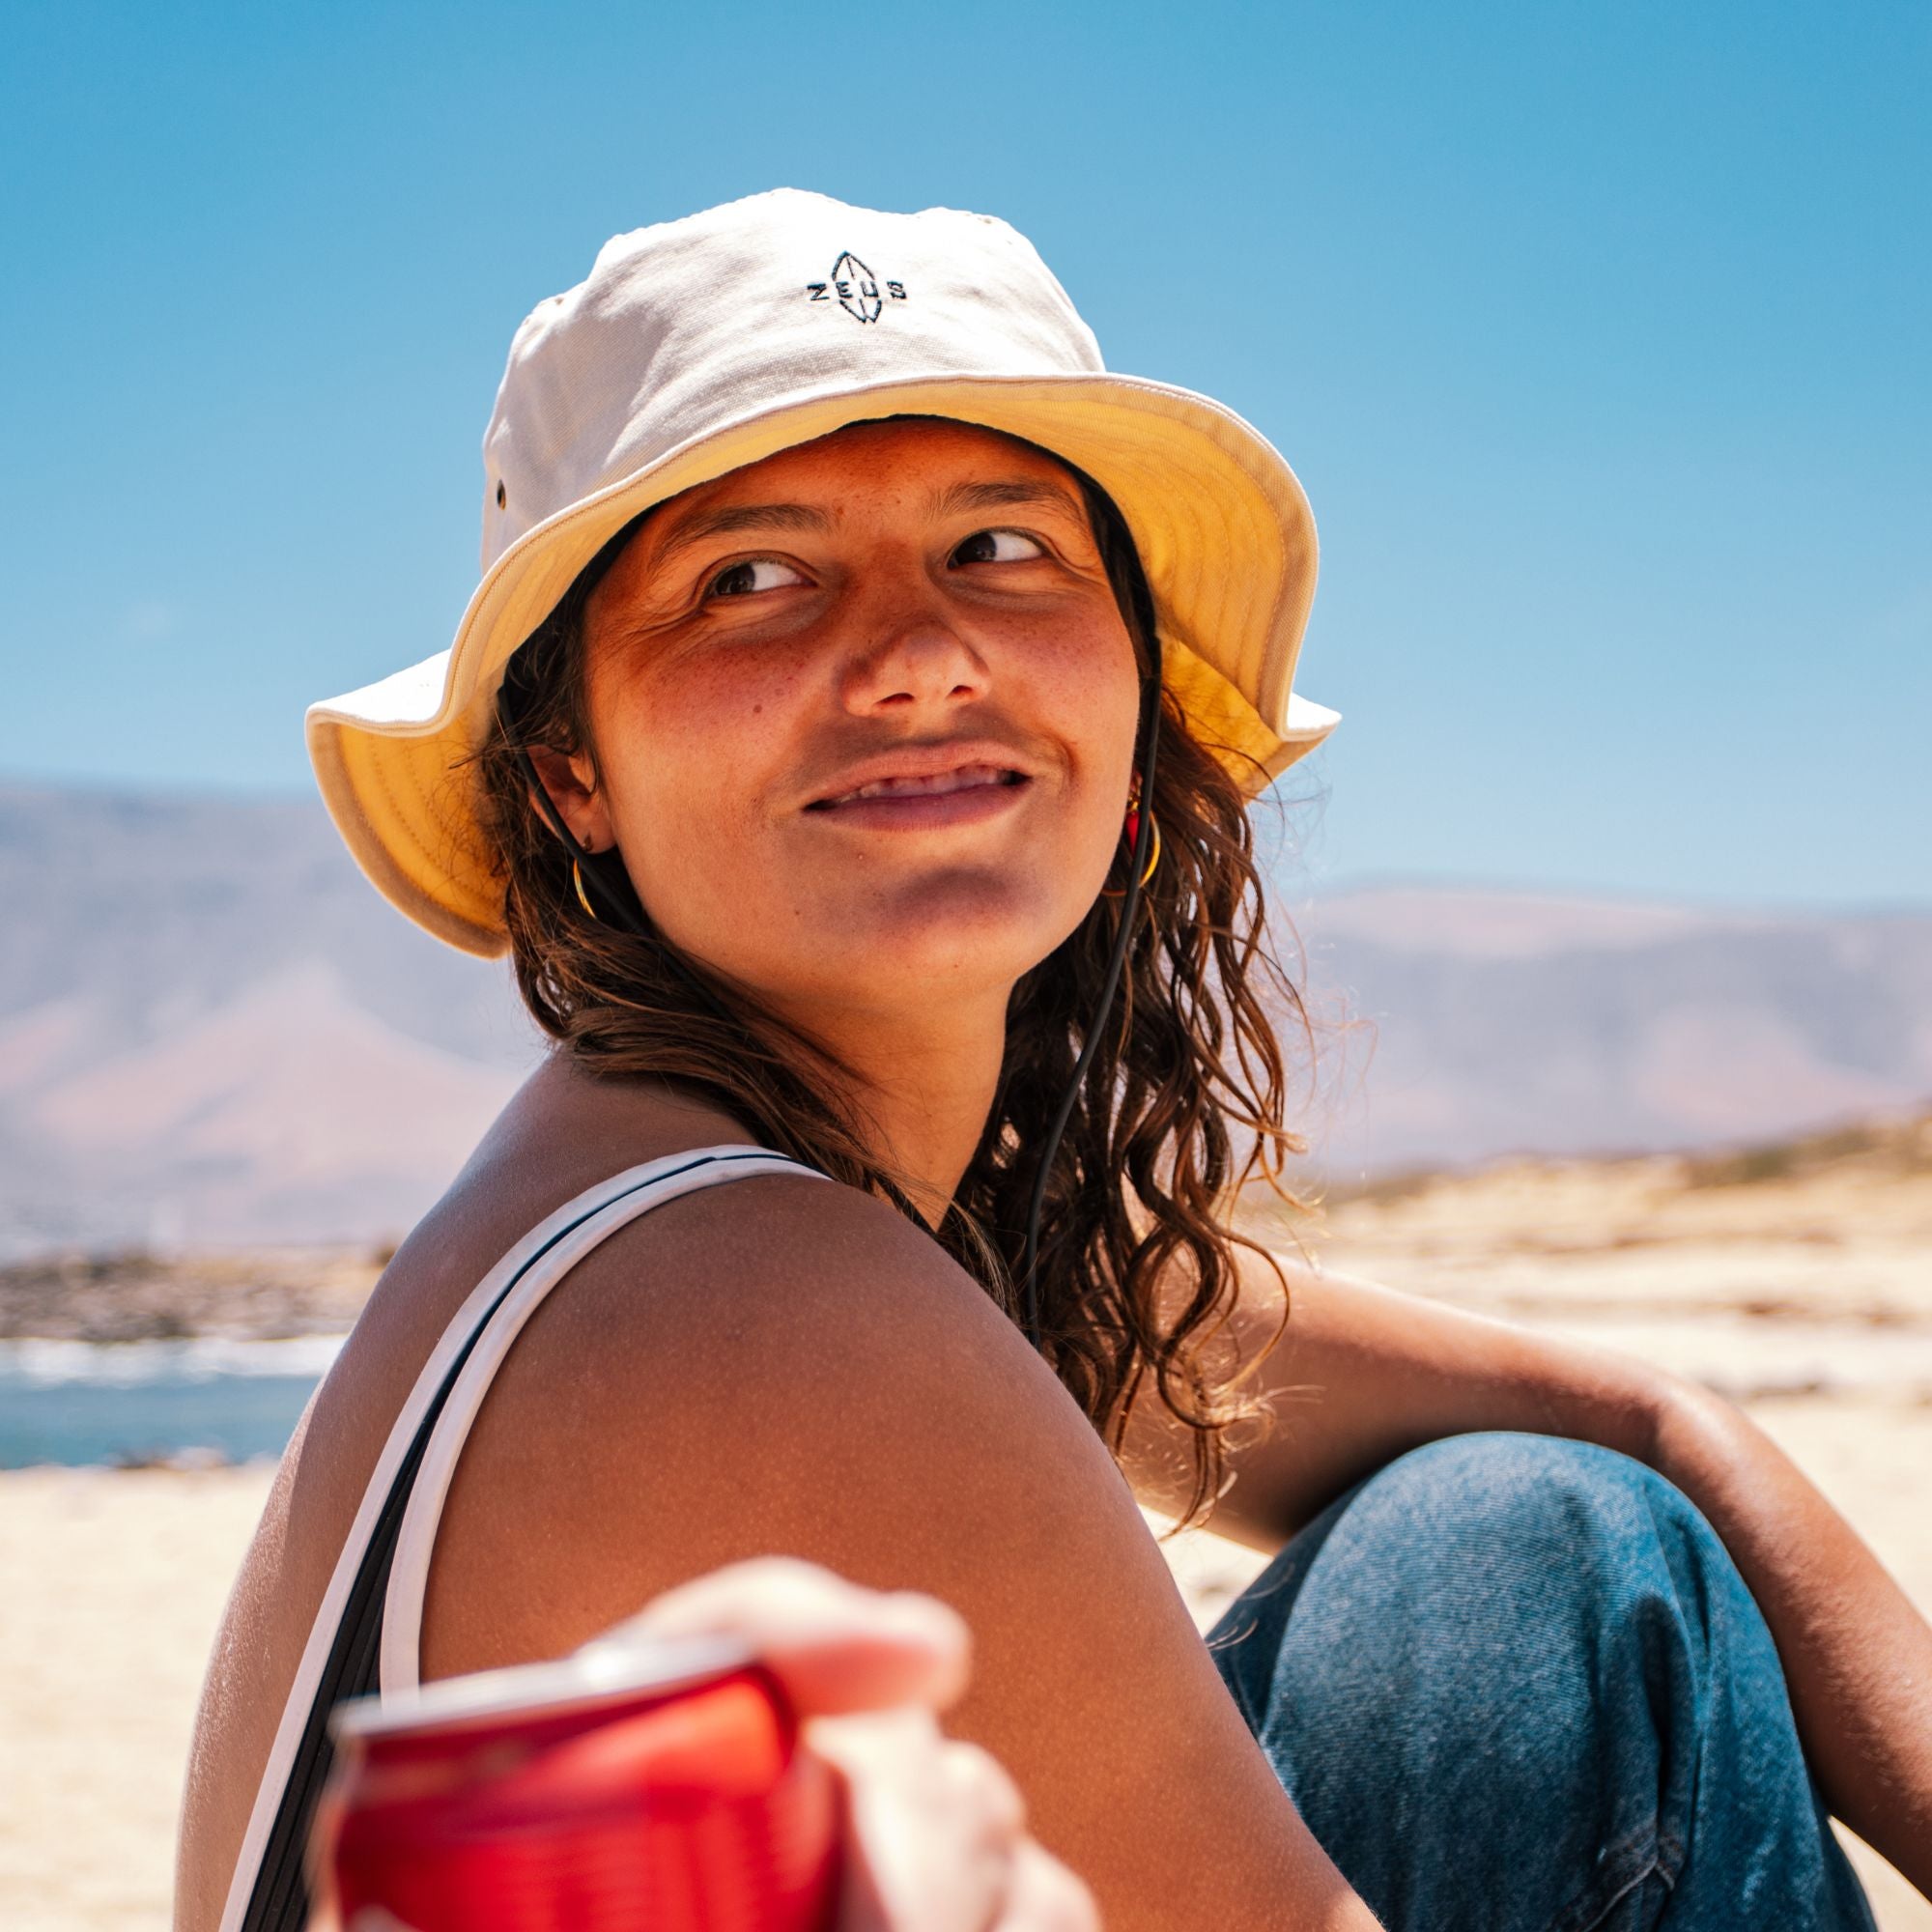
top-left (218, 1145), bottom-right (823, 1932)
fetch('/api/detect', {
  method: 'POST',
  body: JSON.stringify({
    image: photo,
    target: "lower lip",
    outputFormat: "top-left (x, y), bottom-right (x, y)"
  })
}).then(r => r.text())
top-left (806, 778), bottom-right (1031, 832)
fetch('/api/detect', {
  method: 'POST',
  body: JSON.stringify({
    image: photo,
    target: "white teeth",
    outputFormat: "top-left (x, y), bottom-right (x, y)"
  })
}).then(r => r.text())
top-left (832, 763), bottom-right (1015, 805)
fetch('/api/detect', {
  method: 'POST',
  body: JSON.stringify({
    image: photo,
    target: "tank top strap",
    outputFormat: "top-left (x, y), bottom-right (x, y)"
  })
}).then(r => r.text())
top-left (222, 1143), bottom-right (822, 1932)
top-left (378, 1143), bottom-right (821, 1694)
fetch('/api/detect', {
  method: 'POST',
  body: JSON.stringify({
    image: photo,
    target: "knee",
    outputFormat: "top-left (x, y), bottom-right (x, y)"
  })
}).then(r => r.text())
top-left (1259, 1433), bottom-right (1718, 1783)
top-left (1317, 1431), bottom-right (1754, 1722)
top-left (1215, 1430), bottom-right (1747, 1733)
top-left (1275, 1430), bottom-right (1749, 1687)
top-left (1228, 1436), bottom-right (1828, 1932)
top-left (1361, 1429), bottom-right (1696, 1577)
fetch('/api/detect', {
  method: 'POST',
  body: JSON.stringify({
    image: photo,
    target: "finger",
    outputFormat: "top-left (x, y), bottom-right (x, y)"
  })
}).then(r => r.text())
top-left (995, 1839), bottom-right (1102, 1932)
top-left (812, 1712), bottom-right (1018, 1932)
top-left (938, 1739), bottom-right (1026, 1844)
top-left (583, 1556), bottom-right (971, 1715)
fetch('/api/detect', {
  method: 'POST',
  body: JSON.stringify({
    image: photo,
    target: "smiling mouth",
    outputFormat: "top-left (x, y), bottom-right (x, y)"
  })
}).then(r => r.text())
top-left (808, 763), bottom-right (1029, 810)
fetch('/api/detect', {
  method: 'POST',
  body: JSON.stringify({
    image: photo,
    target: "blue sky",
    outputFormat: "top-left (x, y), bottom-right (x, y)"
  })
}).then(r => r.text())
top-left (2, 1), bottom-right (1925, 907)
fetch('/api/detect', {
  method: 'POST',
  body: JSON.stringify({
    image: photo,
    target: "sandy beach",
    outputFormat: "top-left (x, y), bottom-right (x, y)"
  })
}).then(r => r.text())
top-left (5, 1119), bottom-right (1928, 1929)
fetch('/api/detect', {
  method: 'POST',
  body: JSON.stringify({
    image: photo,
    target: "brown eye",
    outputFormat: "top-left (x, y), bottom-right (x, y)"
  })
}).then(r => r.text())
top-left (951, 527), bottom-right (1045, 566)
top-left (706, 558), bottom-right (807, 598)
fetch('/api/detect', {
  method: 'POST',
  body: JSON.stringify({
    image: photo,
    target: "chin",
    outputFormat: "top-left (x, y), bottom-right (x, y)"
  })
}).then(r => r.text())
top-left (810, 878), bottom-right (1084, 999)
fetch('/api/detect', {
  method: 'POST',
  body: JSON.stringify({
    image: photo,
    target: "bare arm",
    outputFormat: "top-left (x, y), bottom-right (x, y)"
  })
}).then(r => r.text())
top-left (418, 1179), bottom-right (1383, 1932)
top-left (1122, 1256), bottom-right (1661, 1546)
top-left (1646, 1385), bottom-right (1932, 1896)
top-left (1125, 1253), bottom-right (1932, 1898)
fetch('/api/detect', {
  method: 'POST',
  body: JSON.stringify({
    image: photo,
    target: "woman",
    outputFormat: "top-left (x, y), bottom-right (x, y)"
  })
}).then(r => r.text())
top-left (178, 190), bottom-right (1928, 1931)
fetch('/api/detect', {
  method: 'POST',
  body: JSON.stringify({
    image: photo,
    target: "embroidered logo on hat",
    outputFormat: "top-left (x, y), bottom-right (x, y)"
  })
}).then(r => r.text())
top-left (804, 250), bottom-right (907, 324)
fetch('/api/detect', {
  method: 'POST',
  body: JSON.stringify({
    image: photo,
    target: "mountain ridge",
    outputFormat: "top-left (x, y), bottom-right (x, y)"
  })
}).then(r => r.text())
top-left (2, 781), bottom-right (1926, 1255)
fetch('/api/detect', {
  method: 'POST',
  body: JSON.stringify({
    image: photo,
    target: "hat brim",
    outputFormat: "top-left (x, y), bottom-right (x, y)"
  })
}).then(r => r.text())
top-left (308, 371), bottom-right (1340, 958)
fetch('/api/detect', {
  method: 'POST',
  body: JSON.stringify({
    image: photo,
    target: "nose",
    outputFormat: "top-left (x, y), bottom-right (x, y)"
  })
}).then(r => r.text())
top-left (838, 599), bottom-right (991, 719)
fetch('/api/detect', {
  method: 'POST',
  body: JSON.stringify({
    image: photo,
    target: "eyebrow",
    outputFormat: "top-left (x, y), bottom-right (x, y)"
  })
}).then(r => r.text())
top-left (651, 500), bottom-right (835, 566)
top-left (649, 476), bottom-right (1083, 570)
top-left (926, 478), bottom-right (1084, 521)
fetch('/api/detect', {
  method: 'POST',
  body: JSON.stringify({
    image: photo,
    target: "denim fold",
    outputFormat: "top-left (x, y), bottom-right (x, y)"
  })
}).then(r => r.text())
top-left (1207, 1432), bottom-right (1877, 1931)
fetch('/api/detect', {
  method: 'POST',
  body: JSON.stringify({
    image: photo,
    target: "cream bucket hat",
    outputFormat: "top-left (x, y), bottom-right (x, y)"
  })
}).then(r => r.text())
top-left (307, 188), bottom-right (1339, 957)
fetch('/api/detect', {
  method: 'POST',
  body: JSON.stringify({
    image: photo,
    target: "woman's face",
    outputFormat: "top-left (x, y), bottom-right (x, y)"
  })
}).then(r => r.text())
top-left (558, 417), bottom-right (1143, 1026)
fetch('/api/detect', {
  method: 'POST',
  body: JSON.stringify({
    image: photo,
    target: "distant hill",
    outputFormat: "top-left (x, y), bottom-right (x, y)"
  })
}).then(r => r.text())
top-left (0, 782), bottom-right (535, 1257)
top-left (2, 781), bottom-right (1927, 1255)
top-left (1290, 883), bottom-right (1932, 1183)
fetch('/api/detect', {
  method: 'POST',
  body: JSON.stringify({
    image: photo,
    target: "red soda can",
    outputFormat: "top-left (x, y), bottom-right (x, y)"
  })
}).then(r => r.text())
top-left (309, 1634), bottom-right (843, 1932)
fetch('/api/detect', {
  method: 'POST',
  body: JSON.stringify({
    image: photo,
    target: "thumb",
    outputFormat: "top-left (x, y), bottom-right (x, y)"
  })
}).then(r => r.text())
top-left (582, 1557), bottom-right (971, 1718)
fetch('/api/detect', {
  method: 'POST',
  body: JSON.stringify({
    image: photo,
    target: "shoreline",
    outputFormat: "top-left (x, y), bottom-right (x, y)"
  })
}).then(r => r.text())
top-left (0, 1247), bottom-right (381, 1347)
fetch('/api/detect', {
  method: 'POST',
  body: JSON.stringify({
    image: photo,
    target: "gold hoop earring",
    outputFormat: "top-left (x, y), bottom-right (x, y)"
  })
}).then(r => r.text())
top-left (1099, 784), bottom-right (1161, 898)
top-left (1132, 810), bottom-right (1163, 886)
top-left (571, 857), bottom-right (599, 921)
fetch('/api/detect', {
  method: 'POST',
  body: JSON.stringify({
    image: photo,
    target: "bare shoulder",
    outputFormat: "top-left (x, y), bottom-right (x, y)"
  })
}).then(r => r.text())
top-left (417, 1172), bottom-right (1349, 1926)
top-left (483, 1166), bottom-right (1058, 1419)
top-left (421, 1173), bottom-right (1135, 1671)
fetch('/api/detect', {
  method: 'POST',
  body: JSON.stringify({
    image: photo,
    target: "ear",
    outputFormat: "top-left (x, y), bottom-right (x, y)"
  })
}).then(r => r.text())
top-left (525, 745), bottom-right (617, 856)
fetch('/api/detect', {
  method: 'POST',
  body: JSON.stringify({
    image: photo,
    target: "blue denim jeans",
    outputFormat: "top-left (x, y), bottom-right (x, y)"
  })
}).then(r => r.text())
top-left (1207, 1433), bottom-right (1878, 1930)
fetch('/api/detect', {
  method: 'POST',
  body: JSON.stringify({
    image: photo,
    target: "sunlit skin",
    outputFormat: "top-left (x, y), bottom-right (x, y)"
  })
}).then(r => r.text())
top-left (174, 434), bottom-right (1932, 1932)
top-left (528, 418), bottom-right (1143, 1208)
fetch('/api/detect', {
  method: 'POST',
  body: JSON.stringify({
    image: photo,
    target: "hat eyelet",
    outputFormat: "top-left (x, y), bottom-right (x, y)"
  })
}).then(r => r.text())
top-left (496, 480), bottom-right (507, 509)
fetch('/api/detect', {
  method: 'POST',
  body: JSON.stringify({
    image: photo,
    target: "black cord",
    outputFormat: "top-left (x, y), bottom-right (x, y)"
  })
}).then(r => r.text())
top-left (1019, 634), bottom-right (1164, 1352)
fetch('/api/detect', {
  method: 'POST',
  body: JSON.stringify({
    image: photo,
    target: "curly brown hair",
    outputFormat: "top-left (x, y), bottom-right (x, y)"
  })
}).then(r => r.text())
top-left (469, 427), bottom-right (1311, 1529)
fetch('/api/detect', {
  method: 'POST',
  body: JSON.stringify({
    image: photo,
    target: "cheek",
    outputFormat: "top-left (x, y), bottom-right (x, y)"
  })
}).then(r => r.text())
top-left (586, 650), bottom-right (812, 940)
top-left (1038, 616), bottom-right (1143, 810)
top-left (985, 610), bottom-right (1145, 927)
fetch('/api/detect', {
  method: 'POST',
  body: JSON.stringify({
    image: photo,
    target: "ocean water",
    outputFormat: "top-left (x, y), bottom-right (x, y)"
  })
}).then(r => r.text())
top-left (0, 1336), bottom-right (345, 1468)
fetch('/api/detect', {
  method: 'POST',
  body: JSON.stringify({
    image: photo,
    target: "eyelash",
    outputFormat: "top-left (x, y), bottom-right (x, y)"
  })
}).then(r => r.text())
top-left (701, 527), bottom-right (1047, 601)
top-left (704, 557), bottom-right (802, 599)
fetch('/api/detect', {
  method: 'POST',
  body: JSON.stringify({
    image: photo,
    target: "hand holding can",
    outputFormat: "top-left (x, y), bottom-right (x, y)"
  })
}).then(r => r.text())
top-left (311, 1557), bottom-right (1097, 1932)
top-left (611, 1558), bottom-right (1099, 1932)
top-left (316, 1632), bottom-right (840, 1932)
